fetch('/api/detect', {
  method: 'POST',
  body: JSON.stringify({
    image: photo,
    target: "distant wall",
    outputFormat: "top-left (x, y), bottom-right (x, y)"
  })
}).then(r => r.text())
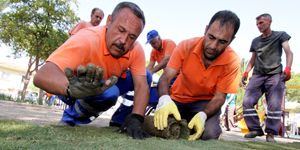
top-left (0, 60), bottom-right (26, 98)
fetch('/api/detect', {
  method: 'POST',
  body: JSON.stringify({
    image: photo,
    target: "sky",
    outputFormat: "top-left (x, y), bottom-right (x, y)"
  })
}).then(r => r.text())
top-left (1, 0), bottom-right (299, 72)
top-left (73, 0), bottom-right (299, 72)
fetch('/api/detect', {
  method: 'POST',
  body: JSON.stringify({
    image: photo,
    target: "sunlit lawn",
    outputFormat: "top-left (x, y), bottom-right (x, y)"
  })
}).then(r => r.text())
top-left (0, 120), bottom-right (299, 150)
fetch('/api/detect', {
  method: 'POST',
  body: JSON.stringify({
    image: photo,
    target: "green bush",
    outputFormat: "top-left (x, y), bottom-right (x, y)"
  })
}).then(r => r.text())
top-left (0, 93), bottom-right (14, 101)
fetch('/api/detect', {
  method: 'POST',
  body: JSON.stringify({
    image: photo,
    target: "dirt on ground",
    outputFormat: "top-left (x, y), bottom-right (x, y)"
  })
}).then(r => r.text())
top-left (0, 100), bottom-right (111, 127)
top-left (0, 100), bottom-right (299, 143)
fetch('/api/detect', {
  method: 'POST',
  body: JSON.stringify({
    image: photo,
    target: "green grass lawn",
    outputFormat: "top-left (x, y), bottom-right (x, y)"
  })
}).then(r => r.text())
top-left (0, 120), bottom-right (299, 150)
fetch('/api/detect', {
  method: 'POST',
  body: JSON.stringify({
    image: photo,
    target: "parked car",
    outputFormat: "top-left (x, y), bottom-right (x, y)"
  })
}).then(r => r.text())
top-left (25, 92), bottom-right (38, 104)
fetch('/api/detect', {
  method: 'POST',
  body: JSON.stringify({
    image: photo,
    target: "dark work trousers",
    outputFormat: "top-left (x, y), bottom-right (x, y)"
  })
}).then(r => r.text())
top-left (59, 70), bottom-right (152, 125)
top-left (109, 70), bottom-right (153, 126)
top-left (243, 73), bottom-right (285, 135)
top-left (175, 100), bottom-right (222, 140)
top-left (110, 74), bottom-right (176, 126)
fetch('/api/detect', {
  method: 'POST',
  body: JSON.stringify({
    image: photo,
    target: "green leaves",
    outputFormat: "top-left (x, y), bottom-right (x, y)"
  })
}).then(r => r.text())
top-left (286, 73), bottom-right (300, 102)
top-left (0, 0), bottom-right (79, 60)
top-left (0, 0), bottom-right (80, 101)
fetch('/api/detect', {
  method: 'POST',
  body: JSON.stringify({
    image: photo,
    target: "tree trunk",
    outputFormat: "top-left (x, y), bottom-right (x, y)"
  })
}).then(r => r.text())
top-left (20, 69), bottom-right (32, 101)
top-left (20, 56), bottom-right (34, 101)
top-left (34, 56), bottom-right (44, 105)
top-left (38, 89), bottom-right (44, 105)
top-left (20, 75), bottom-right (31, 101)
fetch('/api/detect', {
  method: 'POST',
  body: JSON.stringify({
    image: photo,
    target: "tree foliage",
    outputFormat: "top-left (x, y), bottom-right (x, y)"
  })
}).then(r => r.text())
top-left (0, 0), bottom-right (79, 102)
top-left (236, 58), bottom-right (247, 108)
top-left (0, 0), bottom-right (78, 59)
top-left (0, 0), bottom-right (9, 11)
top-left (286, 73), bottom-right (300, 102)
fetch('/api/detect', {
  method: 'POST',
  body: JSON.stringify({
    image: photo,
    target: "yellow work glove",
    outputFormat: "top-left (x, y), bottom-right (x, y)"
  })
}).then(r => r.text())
top-left (154, 95), bottom-right (181, 130)
top-left (188, 111), bottom-right (207, 141)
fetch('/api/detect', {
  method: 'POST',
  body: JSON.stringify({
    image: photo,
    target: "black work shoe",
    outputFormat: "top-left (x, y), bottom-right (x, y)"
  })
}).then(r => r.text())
top-left (57, 120), bottom-right (75, 127)
top-left (266, 133), bottom-right (276, 142)
top-left (244, 131), bottom-right (264, 138)
top-left (109, 121), bottom-right (122, 127)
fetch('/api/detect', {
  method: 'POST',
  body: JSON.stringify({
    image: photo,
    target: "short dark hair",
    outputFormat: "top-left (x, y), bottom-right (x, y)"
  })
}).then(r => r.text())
top-left (207, 10), bottom-right (240, 39)
top-left (91, 8), bottom-right (101, 15)
top-left (111, 1), bottom-right (145, 25)
top-left (256, 13), bottom-right (272, 21)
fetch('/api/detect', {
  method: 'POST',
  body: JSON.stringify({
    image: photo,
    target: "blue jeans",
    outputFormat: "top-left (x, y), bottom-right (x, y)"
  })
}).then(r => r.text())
top-left (60, 70), bottom-right (151, 125)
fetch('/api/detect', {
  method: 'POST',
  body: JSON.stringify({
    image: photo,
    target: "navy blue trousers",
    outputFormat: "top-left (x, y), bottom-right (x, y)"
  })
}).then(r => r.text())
top-left (59, 70), bottom-right (152, 125)
top-left (243, 73), bottom-right (285, 135)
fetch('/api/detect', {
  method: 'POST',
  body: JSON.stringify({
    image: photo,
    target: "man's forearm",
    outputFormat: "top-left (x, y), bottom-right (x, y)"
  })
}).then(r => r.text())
top-left (33, 62), bottom-right (69, 96)
top-left (286, 52), bottom-right (293, 68)
top-left (150, 63), bottom-right (163, 74)
top-left (203, 94), bottom-right (226, 117)
top-left (132, 84), bottom-right (149, 116)
top-left (158, 74), bottom-right (170, 96)
top-left (282, 41), bottom-right (293, 68)
top-left (146, 61), bottom-right (155, 73)
top-left (152, 65), bottom-right (163, 74)
top-left (153, 58), bottom-right (169, 73)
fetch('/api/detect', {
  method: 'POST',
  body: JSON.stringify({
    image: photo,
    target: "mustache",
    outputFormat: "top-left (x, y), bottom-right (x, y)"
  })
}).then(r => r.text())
top-left (113, 43), bottom-right (125, 52)
top-left (206, 48), bottom-right (217, 53)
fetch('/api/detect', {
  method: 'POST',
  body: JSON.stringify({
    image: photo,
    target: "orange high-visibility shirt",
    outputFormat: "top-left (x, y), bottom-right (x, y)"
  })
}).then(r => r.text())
top-left (69, 21), bottom-right (94, 36)
top-left (47, 26), bottom-right (146, 79)
top-left (168, 37), bottom-right (240, 103)
top-left (150, 39), bottom-right (176, 63)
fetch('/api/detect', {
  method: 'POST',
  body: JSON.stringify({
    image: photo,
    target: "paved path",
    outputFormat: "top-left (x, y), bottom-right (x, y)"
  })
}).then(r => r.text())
top-left (0, 100), bottom-right (112, 127)
top-left (0, 100), bottom-right (299, 143)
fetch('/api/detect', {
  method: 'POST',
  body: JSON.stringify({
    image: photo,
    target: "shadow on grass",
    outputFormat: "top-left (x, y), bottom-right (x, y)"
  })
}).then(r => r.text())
top-left (0, 120), bottom-right (299, 150)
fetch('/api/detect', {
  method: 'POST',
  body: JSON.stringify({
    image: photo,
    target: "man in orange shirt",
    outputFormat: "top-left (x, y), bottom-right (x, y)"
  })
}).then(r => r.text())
top-left (69, 7), bottom-right (104, 36)
top-left (110, 30), bottom-right (176, 127)
top-left (154, 10), bottom-right (241, 141)
top-left (34, 2), bottom-right (150, 139)
top-left (146, 30), bottom-right (176, 74)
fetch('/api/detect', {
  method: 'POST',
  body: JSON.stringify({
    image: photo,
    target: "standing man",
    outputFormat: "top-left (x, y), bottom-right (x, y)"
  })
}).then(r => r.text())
top-left (34, 2), bottom-right (150, 139)
top-left (242, 13), bottom-right (293, 142)
top-left (109, 30), bottom-right (176, 127)
top-left (69, 7), bottom-right (104, 36)
top-left (146, 30), bottom-right (176, 74)
top-left (153, 10), bottom-right (241, 141)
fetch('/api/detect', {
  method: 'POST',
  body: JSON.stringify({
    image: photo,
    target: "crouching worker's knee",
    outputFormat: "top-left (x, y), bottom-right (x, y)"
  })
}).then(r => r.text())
top-left (200, 126), bottom-right (222, 140)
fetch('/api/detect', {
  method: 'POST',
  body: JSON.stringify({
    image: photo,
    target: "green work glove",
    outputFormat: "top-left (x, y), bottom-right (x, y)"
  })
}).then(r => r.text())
top-left (65, 63), bottom-right (118, 99)
top-left (154, 95), bottom-right (181, 130)
top-left (188, 111), bottom-right (207, 141)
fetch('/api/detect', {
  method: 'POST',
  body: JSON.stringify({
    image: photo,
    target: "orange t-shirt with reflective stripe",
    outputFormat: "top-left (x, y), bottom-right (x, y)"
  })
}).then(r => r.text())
top-left (150, 39), bottom-right (176, 63)
top-left (47, 26), bottom-right (146, 80)
top-left (168, 37), bottom-right (240, 103)
top-left (69, 21), bottom-right (94, 36)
